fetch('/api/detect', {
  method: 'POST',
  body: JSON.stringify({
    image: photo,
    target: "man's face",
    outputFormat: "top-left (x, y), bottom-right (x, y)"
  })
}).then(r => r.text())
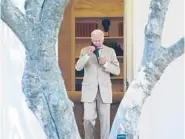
top-left (92, 39), bottom-right (104, 47)
top-left (91, 29), bottom-right (104, 48)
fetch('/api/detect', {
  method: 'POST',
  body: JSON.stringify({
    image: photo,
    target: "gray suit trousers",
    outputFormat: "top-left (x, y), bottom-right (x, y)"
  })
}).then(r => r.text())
top-left (83, 89), bottom-right (110, 139)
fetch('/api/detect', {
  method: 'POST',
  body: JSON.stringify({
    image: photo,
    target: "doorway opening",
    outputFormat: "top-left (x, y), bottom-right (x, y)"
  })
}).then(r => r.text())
top-left (58, 0), bottom-right (133, 138)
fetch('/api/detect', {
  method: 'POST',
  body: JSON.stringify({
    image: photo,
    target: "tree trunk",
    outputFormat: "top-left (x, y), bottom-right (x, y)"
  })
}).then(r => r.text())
top-left (109, 0), bottom-right (184, 138)
top-left (1, 0), bottom-right (81, 139)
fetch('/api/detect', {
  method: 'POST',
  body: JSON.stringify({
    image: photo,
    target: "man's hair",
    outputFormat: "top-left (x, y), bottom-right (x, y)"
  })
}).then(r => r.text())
top-left (91, 29), bottom-right (104, 40)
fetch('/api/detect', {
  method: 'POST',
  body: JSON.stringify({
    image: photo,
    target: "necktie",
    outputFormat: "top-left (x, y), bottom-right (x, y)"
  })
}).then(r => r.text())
top-left (93, 48), bottom-right (100, 63)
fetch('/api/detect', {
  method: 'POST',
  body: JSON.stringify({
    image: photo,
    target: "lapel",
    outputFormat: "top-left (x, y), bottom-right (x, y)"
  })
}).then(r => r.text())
top-left (100, 45), bottom-right (106, 57)
top-left (89, 45), bottom-right (108, 64)
top-left (101, 45), bottom-right (112, 61)
top-left (89, 52), bottom-right (98, 64)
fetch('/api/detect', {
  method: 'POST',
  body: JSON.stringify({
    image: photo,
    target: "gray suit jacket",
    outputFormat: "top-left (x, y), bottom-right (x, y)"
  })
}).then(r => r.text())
top-left (75, 45), bottom-right (120, 103)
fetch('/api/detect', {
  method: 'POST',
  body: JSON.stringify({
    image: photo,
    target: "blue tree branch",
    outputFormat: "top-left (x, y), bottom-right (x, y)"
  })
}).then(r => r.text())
top-left (40, 0), bottom-right (70, 36)
top-left (167, 37), bottom-right (184, 60)
top-left (24, 0), bottom-right (45, 22)
top-left (145, 0), bottom-right (170, 42)
top-left (142, 0), bottom-right (170, 64)
top-left (1, 0), bottom-right (32, 46)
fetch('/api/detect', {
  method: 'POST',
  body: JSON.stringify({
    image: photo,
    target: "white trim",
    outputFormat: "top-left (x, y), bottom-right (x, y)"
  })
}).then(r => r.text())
top-left (124, 0), bottom-right (134, 91)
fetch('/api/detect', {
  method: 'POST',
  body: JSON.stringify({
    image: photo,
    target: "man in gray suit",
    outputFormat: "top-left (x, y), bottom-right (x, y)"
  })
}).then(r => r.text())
top-left (75, 29), bottom-right (120, 139)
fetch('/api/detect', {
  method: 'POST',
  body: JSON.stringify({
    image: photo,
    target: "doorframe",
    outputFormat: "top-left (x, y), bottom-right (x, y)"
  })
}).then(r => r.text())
top-left (123, 0), bottom-right (134, 92)
top-left (69, 0), bottom-right (134, 95)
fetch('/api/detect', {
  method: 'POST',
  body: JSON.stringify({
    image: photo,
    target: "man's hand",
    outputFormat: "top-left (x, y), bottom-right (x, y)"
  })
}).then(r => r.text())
top-left (98, 57), bottom-right (106, 65)
top-left (87, 46), bottom-right (95, 56)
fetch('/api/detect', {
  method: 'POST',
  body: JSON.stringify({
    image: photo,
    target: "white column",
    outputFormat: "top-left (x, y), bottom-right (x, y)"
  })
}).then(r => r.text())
top-left (124, 0), bottom-right (134, 86)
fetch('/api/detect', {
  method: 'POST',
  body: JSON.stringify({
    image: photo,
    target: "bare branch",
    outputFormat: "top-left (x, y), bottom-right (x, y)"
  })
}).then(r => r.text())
top-left (167, 37), bottom-right (184, 60)
top-left (145, 0), bottom-right (170, 43)
top-left (142, 0), bottom-right (170, 64)
top-left (40, 0), bottom-right (69, 35)
top-left (24, 0), bottom-right (45, 22)
top-left (1, 0), bottom-right (32, 45)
